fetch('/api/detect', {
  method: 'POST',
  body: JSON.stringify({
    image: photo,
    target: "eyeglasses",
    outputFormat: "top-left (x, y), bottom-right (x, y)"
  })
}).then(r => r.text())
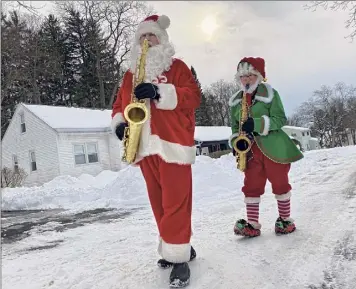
top-left (140, 33), bottom-right (156, 40)
top-left (239, 74), bottom-right (256, 78)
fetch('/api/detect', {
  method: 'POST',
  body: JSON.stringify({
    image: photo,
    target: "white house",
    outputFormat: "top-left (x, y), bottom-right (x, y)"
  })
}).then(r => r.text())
top-left (309, 137), bottom-right (320, 150)
top-left (281, 125), bottom-right (316, 151)
top-left (2, 103), bottom-right (121, 186)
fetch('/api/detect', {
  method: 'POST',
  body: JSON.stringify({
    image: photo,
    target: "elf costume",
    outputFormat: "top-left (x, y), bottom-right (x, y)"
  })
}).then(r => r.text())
top-left (229, 57), bottom-right (303, 237)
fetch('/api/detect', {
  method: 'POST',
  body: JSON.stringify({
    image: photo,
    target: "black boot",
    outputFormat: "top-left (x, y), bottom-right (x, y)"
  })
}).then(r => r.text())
top-left (169, 262), bottom-right (190, 288)
top-left (157, 246), bottom-right (196, 269)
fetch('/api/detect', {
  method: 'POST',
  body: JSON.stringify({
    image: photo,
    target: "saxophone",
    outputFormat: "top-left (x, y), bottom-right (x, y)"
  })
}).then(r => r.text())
top-left (121, 39), bottom-right (150, 164)
top-left (232, 85), bottom-right (254, 172)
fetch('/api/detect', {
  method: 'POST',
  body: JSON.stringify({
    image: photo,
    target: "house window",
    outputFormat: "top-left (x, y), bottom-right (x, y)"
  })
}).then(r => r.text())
top-left (87, 143), bottom-right (98, 163)
top-left (29, 151), bottom-right (37, 171)
top-left (74, 144), bottom-right (86, 165)
top-left (73, 143), bottom-right (99, 165)
top-left (12, 155), bottom-right (19, 172)
top-left (20, 113), bottom-right (26, 133)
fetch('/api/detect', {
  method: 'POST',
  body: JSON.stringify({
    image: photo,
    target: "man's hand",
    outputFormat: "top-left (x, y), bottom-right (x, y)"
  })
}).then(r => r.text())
top-left (115, 123), bottom-right (128, 141)
top-left (134, 83), bottom-right (160, 100)
top-left (242, 117), bottom-right (254, 133)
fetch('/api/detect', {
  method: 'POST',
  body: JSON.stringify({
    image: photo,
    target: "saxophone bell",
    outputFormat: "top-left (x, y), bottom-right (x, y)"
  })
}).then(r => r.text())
top-left (233, 134), bottom-right (252, 154)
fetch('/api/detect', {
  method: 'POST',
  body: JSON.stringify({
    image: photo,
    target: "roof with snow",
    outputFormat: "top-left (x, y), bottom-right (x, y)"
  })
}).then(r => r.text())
top-left (23, 104), bottom-right (113, 133)
top-left (282, 125), bottom-right (310, 132)
top-left (21, 104), bottom-right (232, 141)
top-left (194, 126), bottom-right (231, 142)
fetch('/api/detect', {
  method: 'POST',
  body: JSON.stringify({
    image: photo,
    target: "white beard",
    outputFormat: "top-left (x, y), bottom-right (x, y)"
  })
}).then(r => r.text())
top-left (235, 73), bottom-right (263, 94)
top-left (130, 42), bottom-right (175, 84)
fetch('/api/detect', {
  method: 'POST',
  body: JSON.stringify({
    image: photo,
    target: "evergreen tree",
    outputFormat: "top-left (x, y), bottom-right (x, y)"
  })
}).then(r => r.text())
top-left (1, 11), bottom-right (33, 138)
top-left (37, 14), bottom-right (77, 106)
top-left (63, 9), bottom-right (89, 107)
top-left (63, 8), bottom-right (117, 108)
top-left (191, 66), bottom-right (213, 126)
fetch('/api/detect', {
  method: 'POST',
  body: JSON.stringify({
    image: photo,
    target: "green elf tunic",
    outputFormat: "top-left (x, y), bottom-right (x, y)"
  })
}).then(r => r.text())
top-left (229, 83), bottom-right (304, 164)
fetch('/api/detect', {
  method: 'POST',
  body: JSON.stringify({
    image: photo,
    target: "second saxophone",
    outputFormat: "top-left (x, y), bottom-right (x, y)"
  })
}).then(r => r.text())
top-left (232, 84), bottom-right (254, 172)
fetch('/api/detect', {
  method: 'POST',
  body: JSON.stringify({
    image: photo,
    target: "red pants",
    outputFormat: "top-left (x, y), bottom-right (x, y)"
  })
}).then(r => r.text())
top-left (242, 143), bottom-right (292, 198)
top-left (139, 155), bottom-right (192, 263)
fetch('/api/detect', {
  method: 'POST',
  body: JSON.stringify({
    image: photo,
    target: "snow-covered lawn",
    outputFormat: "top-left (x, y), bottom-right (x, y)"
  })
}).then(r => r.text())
top-left (2, 146), bottom-right (356, 289)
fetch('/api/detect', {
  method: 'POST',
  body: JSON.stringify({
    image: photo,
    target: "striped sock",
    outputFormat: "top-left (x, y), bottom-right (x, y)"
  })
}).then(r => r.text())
top-left (246, 203), bottom-right (259, 224)
top-left (277, 199), bottom-right (291, 219)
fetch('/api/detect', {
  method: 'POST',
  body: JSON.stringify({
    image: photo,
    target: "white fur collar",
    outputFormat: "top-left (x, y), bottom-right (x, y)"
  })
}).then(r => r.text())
top-left (228, 83), bottom-right (274, 107)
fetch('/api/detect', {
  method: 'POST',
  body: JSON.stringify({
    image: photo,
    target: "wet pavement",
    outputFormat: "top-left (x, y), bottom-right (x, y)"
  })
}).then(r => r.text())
top-left (1, 208), bottom-right (139, 245)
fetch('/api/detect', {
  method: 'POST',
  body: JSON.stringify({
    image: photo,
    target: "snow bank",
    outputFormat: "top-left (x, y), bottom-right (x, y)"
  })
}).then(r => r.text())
top-left (2, 146), bottom-right (356, 212)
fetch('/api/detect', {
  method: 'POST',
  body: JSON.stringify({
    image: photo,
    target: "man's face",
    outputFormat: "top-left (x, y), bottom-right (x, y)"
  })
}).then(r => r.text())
top-left (139, 33), bottom-right (159, 47)
top-left (240, 74), bottom-right (258, 87)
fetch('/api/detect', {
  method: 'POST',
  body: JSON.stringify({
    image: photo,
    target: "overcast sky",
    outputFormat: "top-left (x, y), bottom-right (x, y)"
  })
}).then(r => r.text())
top-left (18, 1), bottom-right (356, 116)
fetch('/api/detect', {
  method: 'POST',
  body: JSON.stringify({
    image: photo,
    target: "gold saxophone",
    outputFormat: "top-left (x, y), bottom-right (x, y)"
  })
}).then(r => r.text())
top-left (121, 39), bottom-right (150, 164)
top-left (232, 87), bottom-right (254, 172)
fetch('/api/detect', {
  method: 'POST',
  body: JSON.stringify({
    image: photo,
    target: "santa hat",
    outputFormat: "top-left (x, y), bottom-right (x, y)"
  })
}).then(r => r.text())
top-left (237, 57), bottom-right (267, 82)
top-left (134, 15), bottom-right (171, 45)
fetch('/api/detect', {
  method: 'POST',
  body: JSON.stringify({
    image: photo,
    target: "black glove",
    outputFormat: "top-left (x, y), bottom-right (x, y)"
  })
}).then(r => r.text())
top-left (134, 83), bottom-right (160, 100)
top-left (115, 122), bottom-right (128, 141)
top-left (242, 117), bottom-right (254, 133)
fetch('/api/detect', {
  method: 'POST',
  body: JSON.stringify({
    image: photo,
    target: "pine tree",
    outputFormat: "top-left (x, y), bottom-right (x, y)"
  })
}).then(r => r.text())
top-left (37, 14), bottom-right (77, 106)
top-left (63, 8), bottom-right (117, 108)
top-left (191, 66), bottom-right (213, 126)
top-left (1, 11), bottom-right (33, 138)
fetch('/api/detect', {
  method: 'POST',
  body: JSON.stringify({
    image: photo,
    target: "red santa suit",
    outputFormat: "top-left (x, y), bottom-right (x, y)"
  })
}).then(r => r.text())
top-left (111, 15), bottom-right (201, 264)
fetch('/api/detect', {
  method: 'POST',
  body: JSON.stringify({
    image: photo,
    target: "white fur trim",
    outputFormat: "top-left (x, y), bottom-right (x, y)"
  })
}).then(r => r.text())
top-left (228, 90), bottom-right (242, 106)
top-left (228, 133), bottom-right (239, 149)
top-left (275, 191), bottom-right (292, 201)
top-left (155, 83), bottom-right (178, 110)
top-left (244, 197), bottom-right (261, 204)
top-left (281, 217), bottom-right (294, 222)
top-left (157, 15), bottom-right (170, 29)
top-left (127, 100), bottom-right (196, 165)
top-left (136, 134), bottom-right (196, 165)
top-left (260, 115), bottom-right (270, 136)
top-left (161, 239), bottom-right (191, 263)
top-left (135, 21), bottom-right (169, 45)
top-left (111, 112), bottom-right (125, 133)
top-left (249, 221), bottom-right (262, 230)
top-left (237, 62), bottom-right (261, 77)
top-left (255, 83), bottom-right (274, 103)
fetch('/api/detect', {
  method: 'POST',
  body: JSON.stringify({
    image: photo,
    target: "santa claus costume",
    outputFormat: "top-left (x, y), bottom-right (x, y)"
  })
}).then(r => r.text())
top-left (229, 57), bottom-right (304, 237)
top-left (111, 14), bottom-right (201, 287)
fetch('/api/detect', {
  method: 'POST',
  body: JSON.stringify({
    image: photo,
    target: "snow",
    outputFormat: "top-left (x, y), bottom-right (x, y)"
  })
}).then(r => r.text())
top-left (282, 125), bottom-right (310, 132)
top-left (194, 126), bottom-right (231, 142)
top-left (23, 104), bottom-right (112, 132)
top-left (2, 146), bottom-right (356, 289)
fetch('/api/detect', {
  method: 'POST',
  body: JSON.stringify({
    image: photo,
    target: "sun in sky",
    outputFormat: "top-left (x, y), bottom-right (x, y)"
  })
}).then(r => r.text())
top-left (200, 15), bottom-right (219, 40)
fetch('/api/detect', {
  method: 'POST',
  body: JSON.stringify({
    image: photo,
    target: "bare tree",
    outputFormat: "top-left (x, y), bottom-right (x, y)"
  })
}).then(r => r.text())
top-left (292, 82), bottom-right (356, 148)
top-left (305, 1), bottom-right (356, 41)
top-left (1, 167), bottom-right (27, 188)
top-left (54, 1), bottom-right (154, 108)
top-left (2, 1), bottom-right (44, 15)
top-left (205, 79), bottom-right (240, 126)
